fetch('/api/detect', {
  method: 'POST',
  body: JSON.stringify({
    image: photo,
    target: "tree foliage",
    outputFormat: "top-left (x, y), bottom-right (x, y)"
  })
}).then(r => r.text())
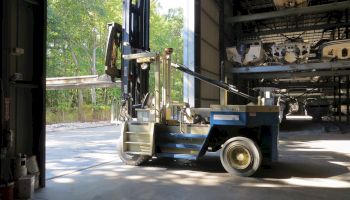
top-left (47, 0), bottom-right (184, 123)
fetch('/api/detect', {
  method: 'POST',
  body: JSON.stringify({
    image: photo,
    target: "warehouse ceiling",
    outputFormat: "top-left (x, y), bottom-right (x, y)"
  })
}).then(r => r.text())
top-left (230, 0), bottom-right (350, 44)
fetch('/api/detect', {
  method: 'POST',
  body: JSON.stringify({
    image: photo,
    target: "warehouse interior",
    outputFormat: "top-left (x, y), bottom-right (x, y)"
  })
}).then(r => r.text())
top-left (1, 0), bottom-right (350, 199)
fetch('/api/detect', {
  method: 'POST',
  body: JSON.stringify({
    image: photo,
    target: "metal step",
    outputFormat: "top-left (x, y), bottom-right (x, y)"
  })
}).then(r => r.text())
top-left (160, 133), bottom-right (208, 140)
top-left (123, 122), bottom-right (154, 156)
top-left (126, 131), bottom-right (149, 135)
top-left (128, 123), bottom-right (151, 132)
top-left (158, 143), bottom-right (202, 150)
top-left (125, 141), bottom-right (150, 145)
top-left (126, 131), bottom-right (150, 143)
top-left (156, 153), bottom-right (197, 160)
top-left (124, 151), bottom-right (151, 155)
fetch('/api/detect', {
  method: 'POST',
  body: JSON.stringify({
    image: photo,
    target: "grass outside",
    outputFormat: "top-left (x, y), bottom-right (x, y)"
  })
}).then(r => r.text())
top-left (46, 105), bottom-right (111, 124)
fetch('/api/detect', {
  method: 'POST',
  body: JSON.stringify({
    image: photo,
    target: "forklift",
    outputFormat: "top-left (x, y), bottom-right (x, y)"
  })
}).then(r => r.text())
top-left (105, 0), bottom-right (279, 176)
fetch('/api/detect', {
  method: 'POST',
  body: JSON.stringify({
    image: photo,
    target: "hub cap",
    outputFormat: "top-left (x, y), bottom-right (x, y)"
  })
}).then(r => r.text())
top-left (227, 145), bottom-right (252, 170)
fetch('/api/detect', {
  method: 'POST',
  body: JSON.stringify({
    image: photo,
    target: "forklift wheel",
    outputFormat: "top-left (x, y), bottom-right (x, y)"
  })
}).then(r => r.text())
top-left (220, 137), bottom-right (262, 177)
top-left (118, 138), bottom-right (150, 166)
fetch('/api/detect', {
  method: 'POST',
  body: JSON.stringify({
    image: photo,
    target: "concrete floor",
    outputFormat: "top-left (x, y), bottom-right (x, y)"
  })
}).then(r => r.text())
top-left (45, 125), bottom-right (118, 179)
top-left (34, 121), bottom-right (350, 200)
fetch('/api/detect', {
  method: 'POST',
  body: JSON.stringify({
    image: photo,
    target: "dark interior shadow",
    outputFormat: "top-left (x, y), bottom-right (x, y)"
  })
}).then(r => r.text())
top-left (143, 153), bottom-right (226, 173)
top-left (280, 121), bottom-right (324, 132)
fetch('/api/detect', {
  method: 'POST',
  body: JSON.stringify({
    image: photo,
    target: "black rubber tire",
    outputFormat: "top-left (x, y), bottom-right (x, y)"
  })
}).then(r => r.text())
top-left (118, 137), bottom-right (150, 166)
top-left (220, 137), bottom-right (262, 177)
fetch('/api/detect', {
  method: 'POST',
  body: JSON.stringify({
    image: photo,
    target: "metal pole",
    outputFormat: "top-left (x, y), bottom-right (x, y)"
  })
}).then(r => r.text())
top-left (162, 53), bottom-right (166, 109)
top-left (155, 55), bottom-right (161, 123)
top-left (220, 61), bottom-right (228, 105)
top-left (226, 1), bottom-right (350, 23)
top-left (122, 0), bottom-right (132, 114)
top-left (162, 48), bottom-right (173, 107)
top-left (183, 0), bottom-right (196, 107)
top-left (338, 76), bottom-right (342, 122)
top-left (347, 75), bottom-right (349, 123)
top-left (333, 76), bottom-right (336, 122)
top-left (346, 9), bottom-right (349, 39)
top-left (161, 48), bottom-right (173, 122)
top-left (165, 48), bottom-right (173, 105)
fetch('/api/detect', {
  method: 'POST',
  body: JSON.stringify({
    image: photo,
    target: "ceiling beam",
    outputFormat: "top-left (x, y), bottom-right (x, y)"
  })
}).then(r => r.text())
top-left (238, 70), bottom-right (350, 79)
top-left (231, 61), bottom-right (350, 74)
top-left (242, 22), bottom-right (350, 37)
top-left (226, 1), bottom-right (350, 23)
top-left (259, 82), bottom-right (347, 89)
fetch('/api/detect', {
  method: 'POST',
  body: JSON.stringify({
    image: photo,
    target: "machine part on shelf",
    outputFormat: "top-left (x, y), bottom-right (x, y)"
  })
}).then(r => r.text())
top-left (273, 0), bottom-right (309, 10)
top-left (271, 39), bottom-right (310, 64)
top-left (104, 23), bottom-right (122, 81)
top-left (341, 105), bottom-right (350, 115)
top-left (226, 47), bottom-right (242, 64)
top-left (304, 98), bottom-right (330, 121)
top-left (284, 52), bottom-right (298, 64)
top-left (288, 98), bottom-right (301, 114)
top-left (277, 96), bottom-right (288, 122)
top-left (243, 44), bottom-right (265, 66)
top-left (320, 39), bottom-right (350, 61)
top-left (254, 87), bottom-right (277, 106)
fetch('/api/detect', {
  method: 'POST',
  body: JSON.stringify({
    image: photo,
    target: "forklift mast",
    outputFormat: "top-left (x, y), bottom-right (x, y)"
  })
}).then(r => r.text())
top-left (122, 0), bottom-right (150, 117)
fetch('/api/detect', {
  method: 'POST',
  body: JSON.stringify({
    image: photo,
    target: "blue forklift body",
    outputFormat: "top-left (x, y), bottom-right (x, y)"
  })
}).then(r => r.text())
top-left (155, 108), bottom-right (279, 162)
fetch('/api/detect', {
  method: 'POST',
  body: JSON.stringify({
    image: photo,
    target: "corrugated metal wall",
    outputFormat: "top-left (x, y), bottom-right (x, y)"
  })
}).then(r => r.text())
top-left (195, 0), bottom-right (232, 107)
top-left (196, 0), bottom-right (220, 107)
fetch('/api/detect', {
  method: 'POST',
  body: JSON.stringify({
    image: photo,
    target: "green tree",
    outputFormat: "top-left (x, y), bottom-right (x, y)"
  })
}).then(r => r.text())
top-left (149, 5), bottom-right (184, 102)
top-left (47, 0), bottom-right (184, 123)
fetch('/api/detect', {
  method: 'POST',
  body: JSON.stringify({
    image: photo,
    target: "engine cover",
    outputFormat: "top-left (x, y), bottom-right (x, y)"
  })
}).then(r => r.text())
top-left (320, 39), bottom-right (350, 60)
top-left (243, 45), bottom-right (265, 66)
top-left (226, 44), bottom-right (265, 66)
top-left (273, 0), bottom-right (308, 10)
top-left (226, 47), bottom-right (242, 64)
top-left (271, 39), bottom-right (310, 64)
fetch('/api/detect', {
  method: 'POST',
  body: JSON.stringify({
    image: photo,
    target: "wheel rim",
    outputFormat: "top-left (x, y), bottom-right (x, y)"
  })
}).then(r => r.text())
top-left (226, 145), bottom-right (252, 170)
